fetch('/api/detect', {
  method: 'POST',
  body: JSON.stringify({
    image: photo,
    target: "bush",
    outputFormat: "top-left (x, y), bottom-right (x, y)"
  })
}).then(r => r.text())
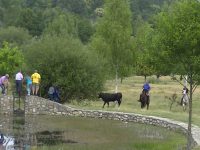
top-left (23, 35), bottom-right (106, 102)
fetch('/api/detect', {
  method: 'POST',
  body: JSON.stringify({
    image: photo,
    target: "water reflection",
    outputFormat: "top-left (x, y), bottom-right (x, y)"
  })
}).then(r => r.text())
top-left (0, 133), bottom-right (14, 150)
top-left (0, 114), bottom-right (187, 150)
top-left (0, 114), bottom-right (78, 150)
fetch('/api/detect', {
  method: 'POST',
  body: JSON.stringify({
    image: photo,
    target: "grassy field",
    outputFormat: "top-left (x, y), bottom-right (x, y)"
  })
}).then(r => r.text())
top-left (68, 76), bottom-right (200, 149)
top-left (69, 76), bottom-right (200, 126)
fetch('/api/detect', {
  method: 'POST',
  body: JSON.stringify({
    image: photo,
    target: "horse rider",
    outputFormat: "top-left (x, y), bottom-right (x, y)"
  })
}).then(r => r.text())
top-left (182, 86), bottom-right (189, 95)
top-left (181, 86), bottom-right (189, 105)
top-left (138, 81), bottom-right (151, 102)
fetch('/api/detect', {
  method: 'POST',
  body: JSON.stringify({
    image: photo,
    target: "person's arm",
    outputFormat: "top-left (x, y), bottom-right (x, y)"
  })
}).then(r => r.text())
top-left (3, 79), bottom-right (9, 88)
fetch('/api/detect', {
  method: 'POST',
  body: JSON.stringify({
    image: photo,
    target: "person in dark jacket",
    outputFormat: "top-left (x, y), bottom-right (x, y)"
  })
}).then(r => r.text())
top-left (53, 86), bottom-right (61, 103)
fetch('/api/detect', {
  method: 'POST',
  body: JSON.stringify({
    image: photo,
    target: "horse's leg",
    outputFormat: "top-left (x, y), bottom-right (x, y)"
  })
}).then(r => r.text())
top-left (182, 103), bottom-right (186, 111)
top-left (147, 96), bottom-right (150, 110)
top-left (141, 102), bottom-right (143, 108)
top-left (107, 102), bottom-right (109, 107)
top-left (180, 97), bottom-right (183, 105)
top-left (138, 94), bottom-right (142, 102)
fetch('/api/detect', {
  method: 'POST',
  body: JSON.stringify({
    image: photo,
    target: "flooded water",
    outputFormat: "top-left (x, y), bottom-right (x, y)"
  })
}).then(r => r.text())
top-left (0, 114), bottom-right (186, 150)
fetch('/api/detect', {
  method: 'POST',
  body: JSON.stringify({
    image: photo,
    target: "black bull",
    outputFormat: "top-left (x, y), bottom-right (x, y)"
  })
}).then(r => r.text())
top-left (98, 92), bottom-right (122, 108)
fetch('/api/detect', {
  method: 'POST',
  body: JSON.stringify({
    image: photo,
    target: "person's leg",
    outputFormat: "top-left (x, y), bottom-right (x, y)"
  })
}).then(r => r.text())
top-left (48, 94), bottom-right (53, 100)
top-left (18, 80), bottom-right (22, 97)
top-left (35, 84), bottom-right (39, 96)
top-left (32, 84), bottom-right (35, 95)
top-left (16, 80), bottom-right (19, 95)
top-left (0, 85), bottom-right (5, 94)
top-left (27, 84), bottom-right (31, 95)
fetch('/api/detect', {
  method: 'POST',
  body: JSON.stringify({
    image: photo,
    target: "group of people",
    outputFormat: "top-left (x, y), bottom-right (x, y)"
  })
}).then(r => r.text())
top-left (15, 69), bottom-right (41, 96)
top-left (139, 81), bottom-right (189, 105)
top-left (0, 70), bottom-right (41, 96)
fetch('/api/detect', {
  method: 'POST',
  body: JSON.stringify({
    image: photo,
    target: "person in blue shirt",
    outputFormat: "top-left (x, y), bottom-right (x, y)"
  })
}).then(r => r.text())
top-left (143, 81), bottom-right (151, 94)
top-left (138, 81), bottom-right (151, 102)
top-left (25, 74), bottom-right (32, 96)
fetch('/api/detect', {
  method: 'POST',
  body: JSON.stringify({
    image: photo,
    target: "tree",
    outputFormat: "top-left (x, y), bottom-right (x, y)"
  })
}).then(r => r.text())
top-left (0, 26), bottom-right (32, 47)
top-left (77, 17), bottom-right (94, 43)
top-left (91, 0), bottom-right (134, 92)
top-left (23, 35), bottom-right (105, 101)
top-left (17, 8), bottom-right (45, 36)
top-left (0, 41), bottom-right (24, 75)
top-left (134, 22), bottom-right (155, 81)
top-left (0, 0), bottom-right (22, 27)
top-left (43, 13), bottom-right (78, 38)
top-left (153, 0), bottom-right (200, 149)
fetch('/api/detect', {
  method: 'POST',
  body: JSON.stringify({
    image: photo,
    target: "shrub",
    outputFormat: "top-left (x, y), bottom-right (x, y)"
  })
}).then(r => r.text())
top-left (23, 35), bottom-right (105, 102)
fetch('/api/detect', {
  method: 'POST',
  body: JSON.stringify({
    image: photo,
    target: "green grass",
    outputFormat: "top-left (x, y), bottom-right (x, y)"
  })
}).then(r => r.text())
top-left (68, 76), bottom-right (200, 126)
top-left (67, 76), bottom-right (200, 149)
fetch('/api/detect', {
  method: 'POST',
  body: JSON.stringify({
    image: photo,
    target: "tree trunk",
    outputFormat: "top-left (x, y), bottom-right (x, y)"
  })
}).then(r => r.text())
top-left (187, 73), bottom-right (193, 150)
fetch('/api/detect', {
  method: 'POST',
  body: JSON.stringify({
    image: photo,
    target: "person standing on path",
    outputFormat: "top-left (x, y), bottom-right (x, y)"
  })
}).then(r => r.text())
top-left (15, 70), bottom-right (23, 97)
top-left (25, 73), bottom-right (32, 96)
top-left (31, 70), bottom-right (41, 96)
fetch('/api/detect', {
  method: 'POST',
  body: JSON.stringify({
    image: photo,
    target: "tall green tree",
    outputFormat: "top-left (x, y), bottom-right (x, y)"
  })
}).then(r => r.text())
top-left (153, 0), bottom-right (200, 149)
top-left (23, 35), bottom-right (105, 101)
top-left (91, 0), bottom-right (134, 92)
top-left (0, 41), bottom-right (24, 75)
top-left (17, 8), bottom-right (45, 36)
top-left (0, 0), bottom-right (22, 27)
top-left (43, 13), bottom-right (78, 38)
top-left (134, 22), bottom-right (155, 81)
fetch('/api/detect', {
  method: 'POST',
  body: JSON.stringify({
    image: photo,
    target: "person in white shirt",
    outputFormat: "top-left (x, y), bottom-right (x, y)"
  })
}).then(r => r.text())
top-left (15, 70), bottom-right (23, 97)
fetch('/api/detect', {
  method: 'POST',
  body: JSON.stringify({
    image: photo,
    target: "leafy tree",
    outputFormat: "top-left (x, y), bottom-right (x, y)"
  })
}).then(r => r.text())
top-left (23, 35), bottom-right (105, 101)
top-left (77, 17), bottom-right (94, 43)
top-left (43, 13), bottom-right (78, 38)
top-left (91, 0), bottom-right (134, 92)
top-left (54, 0), bottom-right (88, 17)
top-left (0, 41), bottom-right (24, 75)
top-left (0, 26), bottom-right (32, 47)
top-left (153, 0), bottom-right (200, 149)
top-left (134, 22), bottom-right (155, 81)
top-left (41, 7), bottom-right (63, 28)
top-left (17, 8), bottom-right (45, 36)
top-left (0, 0), bottom-right (23, 27)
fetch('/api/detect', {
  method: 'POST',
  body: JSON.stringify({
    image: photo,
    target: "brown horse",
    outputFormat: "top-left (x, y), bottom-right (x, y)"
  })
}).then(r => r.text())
top-left (139, 91), bottom-right (150, 110)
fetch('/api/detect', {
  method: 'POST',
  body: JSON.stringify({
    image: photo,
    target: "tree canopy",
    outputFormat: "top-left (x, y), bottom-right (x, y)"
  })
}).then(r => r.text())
top-left (91, 0), bottom-right (134, 91)
top-left (153, 0), bottom-right (200, 148)
top-left (0, 42), bottom-right (24, 75)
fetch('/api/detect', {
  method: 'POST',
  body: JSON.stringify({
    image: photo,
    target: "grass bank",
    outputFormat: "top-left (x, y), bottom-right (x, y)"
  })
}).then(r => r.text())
top-left (69, 76), bottom-right (200, 126)
top-left (67, 76), bottom-right (200, 149)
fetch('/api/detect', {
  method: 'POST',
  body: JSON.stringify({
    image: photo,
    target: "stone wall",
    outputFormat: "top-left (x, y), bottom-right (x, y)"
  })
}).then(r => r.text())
top-left (25, 96), bottom-right (200, 147)
top-left (0, 95), bottom-right (13, 115)
top-left (1, 95), bottom-right (198, 148)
